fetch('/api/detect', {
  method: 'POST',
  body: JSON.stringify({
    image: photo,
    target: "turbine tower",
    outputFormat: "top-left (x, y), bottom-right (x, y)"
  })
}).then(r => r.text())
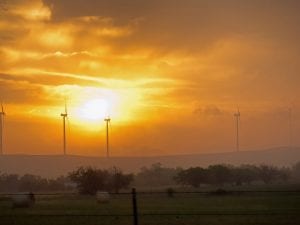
top-left (60, 101), bottom-right (68, 155)
top-left (104, 117), bottom-right (111, 158)
top-left (288, 107), bottom-right (292, 149)
top-left (234, 108), bottom-right (240, 152)
top-left (0, 103), bottom-right (5, 155)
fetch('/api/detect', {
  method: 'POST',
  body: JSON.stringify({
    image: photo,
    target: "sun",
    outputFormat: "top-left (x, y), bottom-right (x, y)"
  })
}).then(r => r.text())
top-left (53, 87), bottom-right (139, 127)
top-left (80, 99), bottom-right (108, 120)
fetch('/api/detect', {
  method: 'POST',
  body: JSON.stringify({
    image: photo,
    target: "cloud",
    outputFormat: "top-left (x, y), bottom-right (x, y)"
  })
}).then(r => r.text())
top-left (0, 78), bottom-right (48, 105)
top-left (0, 72), bottom-right (104, 87)
top-left (42, 0), bottom-right (300, 51)
top-left (1, 0), bottom-right (300, 107)
top-left (10, 0), bottom-right (51, 21)
top-left (1, 0), bottom-right (300, 154)
top-left (194, 105), bottom-right (225, 117)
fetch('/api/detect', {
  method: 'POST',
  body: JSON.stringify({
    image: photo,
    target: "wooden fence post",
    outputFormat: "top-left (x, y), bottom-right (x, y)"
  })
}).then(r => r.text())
top-left (132, 188), bottom-right (139, 225)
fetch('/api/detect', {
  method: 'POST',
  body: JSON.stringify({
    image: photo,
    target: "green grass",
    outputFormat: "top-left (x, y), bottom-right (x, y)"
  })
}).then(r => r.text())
top-left (0, 191), bottom-right (299, 225)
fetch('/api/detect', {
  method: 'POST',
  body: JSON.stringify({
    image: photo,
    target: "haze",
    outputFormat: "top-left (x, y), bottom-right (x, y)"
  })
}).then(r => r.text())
top-left (0, 0), bottom-right (300, 156)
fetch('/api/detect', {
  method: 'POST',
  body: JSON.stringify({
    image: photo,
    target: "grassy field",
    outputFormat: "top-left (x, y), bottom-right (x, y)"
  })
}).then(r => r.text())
top-left (0, 190), bottom-right (299, 225)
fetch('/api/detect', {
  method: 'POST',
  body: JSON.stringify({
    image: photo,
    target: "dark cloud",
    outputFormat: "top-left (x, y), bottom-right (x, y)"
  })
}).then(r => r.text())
top-left (42, 0), bottom-right (300, 52)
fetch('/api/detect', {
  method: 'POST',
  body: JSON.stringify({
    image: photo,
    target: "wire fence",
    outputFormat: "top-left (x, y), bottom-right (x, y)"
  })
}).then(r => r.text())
top-left (0, 189), bottom-right (299, 225)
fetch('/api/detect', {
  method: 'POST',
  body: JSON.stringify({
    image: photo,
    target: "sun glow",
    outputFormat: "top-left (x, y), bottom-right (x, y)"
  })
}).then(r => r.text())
top-left (80, 99), bottom-right (109, 120)
top-left (19, 83), bottom-right (144, 132)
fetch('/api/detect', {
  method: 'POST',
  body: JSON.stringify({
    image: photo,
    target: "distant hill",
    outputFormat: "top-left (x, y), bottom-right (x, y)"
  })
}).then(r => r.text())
top-left (0, 147), bottom-right (299, 178)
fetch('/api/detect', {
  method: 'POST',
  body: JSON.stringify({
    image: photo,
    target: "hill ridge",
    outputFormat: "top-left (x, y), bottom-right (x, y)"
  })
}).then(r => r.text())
top-left (0, 147), bottom-right (299, 178)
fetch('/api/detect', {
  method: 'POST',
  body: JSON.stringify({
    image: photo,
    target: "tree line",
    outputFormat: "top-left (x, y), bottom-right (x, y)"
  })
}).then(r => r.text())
top-left (0, 174), bottom-right (69, 192)
top-left (1, 162), bottom-right (300, 194)
top-left (134, 162), bottom-right (300, 188)
top-left (174, 164), bottom-right (291, 187)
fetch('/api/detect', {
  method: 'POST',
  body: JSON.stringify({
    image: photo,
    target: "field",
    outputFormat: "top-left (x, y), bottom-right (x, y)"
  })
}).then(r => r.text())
top-left (0, 189), bottom-right (299, 225)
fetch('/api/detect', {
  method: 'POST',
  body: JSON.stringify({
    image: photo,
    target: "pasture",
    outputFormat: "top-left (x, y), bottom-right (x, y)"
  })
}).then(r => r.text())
top-left (0, 190), bottom-right (299, 225)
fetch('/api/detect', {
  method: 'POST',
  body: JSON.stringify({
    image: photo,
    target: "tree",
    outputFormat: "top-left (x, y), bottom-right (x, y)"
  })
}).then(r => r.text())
top-left (257, 165), bottom-right (280, 184)
top-left (292, 161), bottom-right (300, 182)
top-left (0, 173), bottom-right (19, 192)
top-left (18, 174), bottom-right (48, 192)
top-left (47, 176), bottom-right (70, 191)
top-left (68, 167), bottom-right (134, 195)
top-left (109, 167), bottom-right (134, 193)
top-left (232, 165), bottom-right (259, 186)
top-left (174, 167), bottom-right (207, 188)
top-left (69, 167), bottom-right (110, 195)
top-left (207, 164), bottom-right (232, 186)
top-left (135, 163), bottom-right (180, 187)
top-left (277, 167), bottom-right (291, 183)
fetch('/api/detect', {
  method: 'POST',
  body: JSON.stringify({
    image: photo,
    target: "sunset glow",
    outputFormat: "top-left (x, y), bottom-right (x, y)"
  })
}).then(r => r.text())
top-left (80, 99), bottom-right (108, 121)
top-left (0, 0), bottom-right (300, 156)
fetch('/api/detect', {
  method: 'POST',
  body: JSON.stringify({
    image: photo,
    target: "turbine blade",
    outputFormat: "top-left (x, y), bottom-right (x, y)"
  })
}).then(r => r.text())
top-left (65, 99), bottom-right (67, 114)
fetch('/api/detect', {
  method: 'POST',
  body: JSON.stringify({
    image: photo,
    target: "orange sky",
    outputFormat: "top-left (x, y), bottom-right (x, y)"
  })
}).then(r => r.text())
top-left (0, 0), bottom-right (300, 156)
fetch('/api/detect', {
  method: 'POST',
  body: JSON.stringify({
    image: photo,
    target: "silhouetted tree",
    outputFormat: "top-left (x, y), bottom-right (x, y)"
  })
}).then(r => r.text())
top-left (69, 167), bottom-right (110, 195)
top-left (68, 167), bottom-right (134, 195)
top-left (109, 167), bottom-right (134, 193)
top-left (292, 162), bottom-right (300, 182)
top-left (207, 164), bottom-right (232, 186)
top-left (232, 165), bottom-right (259, 186)
top-left (135, 163), bottom-right (180, 187)
top-left (257, 165), bottom-right (280, 184)
top-left (47, 176), bottom-right (70, 191)
top-left (18, 174), bottom-right (48, 191)
top-left (0, 173), bottom-right (19, 192)
top-left (277, 167), bottom-right (291, 182)
top-left (174, 167), bottom-right (207, 188)
top-left (0, 173), bottom-right (74, 192)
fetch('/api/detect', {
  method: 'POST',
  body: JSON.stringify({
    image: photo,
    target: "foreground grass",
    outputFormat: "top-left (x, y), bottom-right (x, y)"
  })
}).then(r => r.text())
top-left (0, 190), bottom-right (299, 225)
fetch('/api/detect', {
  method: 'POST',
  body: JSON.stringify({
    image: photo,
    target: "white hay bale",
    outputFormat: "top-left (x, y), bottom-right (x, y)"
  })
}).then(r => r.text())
top-left (11, 192), bottom-right (35, 208)
top-left (96, 191), bottom-right (110, 203)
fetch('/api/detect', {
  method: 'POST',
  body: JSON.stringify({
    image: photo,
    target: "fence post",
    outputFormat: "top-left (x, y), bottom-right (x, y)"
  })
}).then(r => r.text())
top-left (132, 188), bottom-right (139, 225)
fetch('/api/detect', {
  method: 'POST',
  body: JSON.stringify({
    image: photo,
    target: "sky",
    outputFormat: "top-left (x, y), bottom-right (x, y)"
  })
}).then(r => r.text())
top-left (0, 0), bottom-right (300, 156)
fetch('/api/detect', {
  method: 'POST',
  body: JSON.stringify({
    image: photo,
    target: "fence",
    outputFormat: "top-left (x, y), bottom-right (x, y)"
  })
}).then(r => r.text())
top-left (0, 189), bottom-right (299, 225)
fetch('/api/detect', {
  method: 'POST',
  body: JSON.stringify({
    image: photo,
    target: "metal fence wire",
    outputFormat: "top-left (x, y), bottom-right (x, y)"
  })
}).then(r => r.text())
top-left (0, 189), bottom-right (299, 225)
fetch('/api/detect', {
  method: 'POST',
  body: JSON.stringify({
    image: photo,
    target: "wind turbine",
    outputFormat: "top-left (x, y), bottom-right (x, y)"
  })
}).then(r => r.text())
top-left (60, 101), bottom-right (68, 155)
top-left (104, 117), bottom-right (111, 158)
top-left (234, 108), bottom-right (241, 152)
top-left (288, 107), bottom-right (293, 149)
top-left (0, 102), bottom-right (5, 155)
